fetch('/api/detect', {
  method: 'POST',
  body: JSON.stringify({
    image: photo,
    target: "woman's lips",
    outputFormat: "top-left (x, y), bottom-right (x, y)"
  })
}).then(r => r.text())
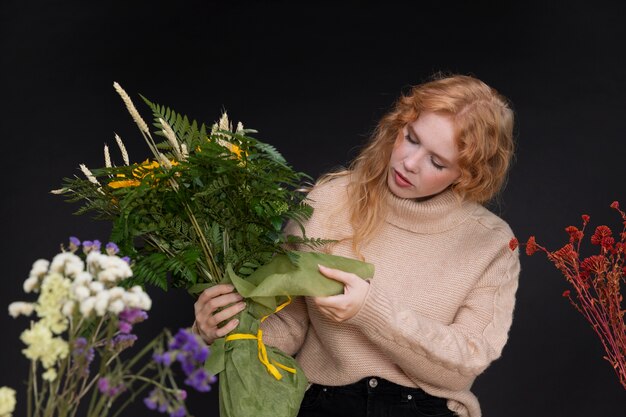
top-left (393, 169), bottom-right (413, 187)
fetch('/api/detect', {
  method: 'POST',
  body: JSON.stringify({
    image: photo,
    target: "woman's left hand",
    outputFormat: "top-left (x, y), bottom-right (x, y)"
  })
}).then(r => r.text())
top-left (313, 264), bottom-right (370, 322)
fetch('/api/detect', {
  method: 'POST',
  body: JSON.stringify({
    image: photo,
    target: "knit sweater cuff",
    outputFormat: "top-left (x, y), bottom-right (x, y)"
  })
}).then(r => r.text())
top-left (348, 281), bottom-right (394, 334)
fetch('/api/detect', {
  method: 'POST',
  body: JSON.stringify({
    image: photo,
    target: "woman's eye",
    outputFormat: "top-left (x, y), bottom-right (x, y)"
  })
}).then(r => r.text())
top-left (404, 134), bottom-right (418, 144)
top-left (431, 158), bottom-right (444, 170)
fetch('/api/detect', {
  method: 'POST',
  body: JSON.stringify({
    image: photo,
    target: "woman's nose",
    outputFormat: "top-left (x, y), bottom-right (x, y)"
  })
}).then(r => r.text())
top-left (403, 150), bottom-right (423, 173)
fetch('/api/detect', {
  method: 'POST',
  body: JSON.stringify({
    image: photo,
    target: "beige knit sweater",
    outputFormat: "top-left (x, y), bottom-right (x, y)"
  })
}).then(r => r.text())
top-left (261, 175), bottom-right (520, 417)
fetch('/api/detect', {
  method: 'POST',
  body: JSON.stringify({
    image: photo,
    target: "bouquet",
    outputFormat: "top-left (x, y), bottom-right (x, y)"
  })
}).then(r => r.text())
top-left (5, 238), bottom-right (215, 417)
top-left (510, 201), bottom-right (626, 389)
top-left (55, 83), bottom-right (374, 417)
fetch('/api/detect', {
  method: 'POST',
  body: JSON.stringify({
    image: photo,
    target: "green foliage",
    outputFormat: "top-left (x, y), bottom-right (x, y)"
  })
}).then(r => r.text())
top-left (60, 95), bottom-right (327, 291)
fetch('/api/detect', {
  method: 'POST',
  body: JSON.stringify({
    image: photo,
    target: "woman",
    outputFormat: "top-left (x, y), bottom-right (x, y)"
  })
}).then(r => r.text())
top-left (193, 74), bottom-right (520, 417)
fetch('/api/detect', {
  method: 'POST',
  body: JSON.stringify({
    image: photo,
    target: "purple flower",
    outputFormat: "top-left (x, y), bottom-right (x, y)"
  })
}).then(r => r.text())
top-left (82, 240), bottom-right (93, 254)
top-left (106, 242), bottom-right (120, 255)
top-left (69, 237), bottom-right (81, 252)
top-left (177, 390), bottom-right (187, 401)
top-left (117, 309), bottom-right (148, 336)
top-left (72, 337), bottom-right (95, 376)
top-left (112, 334), bottom-right (137, 350)
top-left (121, 256), bottom-right (131, 264)
top-left (119, 308), bottom-right (148, 324)
top-left (184, 368), bottom-right (212, 392)
top-left (152, 352), bottom-right (173, 366)
top-left (170, 406), bottom-right (186, 417)
top-left (92, 240), bottom-right (102, 251)
top-left (118, 321), bottom-right (133, 334)
top-left (180, 359), bottom-right (195, 375)
top-left (97, 376), bottom-right (125, 397)
top-left (144, 397), bottom-right (158, 410)
top-left (97, 377), bottom-right (109, 394)
top-left (194, 346), bottom-right (209, 363)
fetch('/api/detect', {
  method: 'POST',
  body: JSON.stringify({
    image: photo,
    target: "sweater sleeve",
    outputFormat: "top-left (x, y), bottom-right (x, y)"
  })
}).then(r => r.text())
top-left (347, 246), bottom-right (520, 391)
top-left (260, 296), bottom-right (309, 355)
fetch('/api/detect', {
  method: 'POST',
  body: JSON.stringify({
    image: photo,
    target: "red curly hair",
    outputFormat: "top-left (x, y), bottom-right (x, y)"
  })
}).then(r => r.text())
top-left (320, 74), bottom-right (515, 255)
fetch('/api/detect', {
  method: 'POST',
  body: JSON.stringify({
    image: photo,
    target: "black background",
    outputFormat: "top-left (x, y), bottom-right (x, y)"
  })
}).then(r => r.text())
top-left (1, 1), bottom-right (626, 416)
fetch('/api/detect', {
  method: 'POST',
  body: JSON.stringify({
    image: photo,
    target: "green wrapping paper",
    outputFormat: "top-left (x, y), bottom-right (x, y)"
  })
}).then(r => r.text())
top-left (202, 251), bottom-right (374, 417)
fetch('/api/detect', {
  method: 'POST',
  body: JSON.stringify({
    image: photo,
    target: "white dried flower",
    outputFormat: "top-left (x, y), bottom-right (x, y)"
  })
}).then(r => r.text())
top-left (158, 153), bottom-right (172, 170)
top-left (73, 271), bottom-right (93, 286)
top-left (8, 301), bottom-right (35, 318)
top-left (29, 259), bottom-right (50, 278)
top-left (79, 297), bottom-right (96, 316)
top-left (50, 252), bottom-right (84, 277)
top-left (159, 118), bottom-right (182, 160)
top-left (180, 143), bottom-right (189, 159)
top-left (122, 292), bottom-right (140, 307)
top-left (50, 187), bottom-right (69, 194)
top-left (236, 121), bottom-right (244, 133)
top-left (23, 276), bottom-right (39, 293)
top-left (79, 164), bottom-right (101, 186)
top-left (113, 82), bottom-right (150, 135)
top-left (108, 299), bottom-right (125, 314)
top-left (73, 285), bottom-right (90, 301)
top-left (114, 133), bottom-right (130, 165)
top-left (89, 281), bottom-right (105, 294)
top-left (94, 291), bottom-right (111, 316)
top-left (128, 286), bottom-right (152, 310)
top-left (61, 300), bottom-right (76, 317)
top-left (104, 144), bottom-right (112, 168)
top-left (108, 287), bottom-right (125, 299)
top-left (138, 292), bottom-right (152, 311)
top-left (218, 111), bottom-right (231, 131)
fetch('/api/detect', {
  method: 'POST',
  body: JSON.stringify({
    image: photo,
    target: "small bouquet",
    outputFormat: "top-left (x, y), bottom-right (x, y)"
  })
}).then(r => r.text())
top-left (55, 84), bottom-right (373, 417)
top-left (6, 238), bottom-right (215, 417)
top-left (511, 201), bottom-right (626, 389)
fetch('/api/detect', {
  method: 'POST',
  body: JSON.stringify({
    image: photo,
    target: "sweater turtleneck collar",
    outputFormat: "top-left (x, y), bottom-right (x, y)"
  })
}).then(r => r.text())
top-left (384, 188), bottom-right (478, 234)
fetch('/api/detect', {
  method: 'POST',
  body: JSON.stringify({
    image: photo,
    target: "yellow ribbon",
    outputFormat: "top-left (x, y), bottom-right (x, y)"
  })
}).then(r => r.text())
top-left (225, 297), bottom-right (296, 380)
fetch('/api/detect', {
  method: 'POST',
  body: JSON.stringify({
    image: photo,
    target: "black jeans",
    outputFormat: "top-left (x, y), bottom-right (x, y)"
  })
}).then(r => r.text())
top-left (298, 377), bottom-right (456, 417)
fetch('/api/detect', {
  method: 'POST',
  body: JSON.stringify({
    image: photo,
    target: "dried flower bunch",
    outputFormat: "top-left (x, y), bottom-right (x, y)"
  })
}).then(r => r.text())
top-left (56, 83), bottom-right (325, 292)
top-left (6, 238), bottom-right (214, 417)
top-left (510, 201), bottom-right (626, 389)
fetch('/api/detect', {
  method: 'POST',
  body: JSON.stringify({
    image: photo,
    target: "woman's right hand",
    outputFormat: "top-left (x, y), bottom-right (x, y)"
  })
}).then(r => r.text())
top-left (193, 284), bottom-right (246, 345)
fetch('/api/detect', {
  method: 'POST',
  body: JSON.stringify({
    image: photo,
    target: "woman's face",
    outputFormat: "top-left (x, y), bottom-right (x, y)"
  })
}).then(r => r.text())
top-left (387, 112), bottom-right (461, 200)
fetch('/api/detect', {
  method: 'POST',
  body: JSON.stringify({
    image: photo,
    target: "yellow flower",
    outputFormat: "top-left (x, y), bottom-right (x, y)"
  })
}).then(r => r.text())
top-left (108, 177), bottom-right (141, 189)
top-left (35, 273), bottom-right (71, 334)
top-left (20, 322), bottom-right (69, 369)
top-left (202, 136), bottom-right (246, 160)
top-left (42, 368), bottom-right (58, 382)
top-left (0, 386), bottom-right (16, 417)
top-left (107, 159), bottom-right (179, 189)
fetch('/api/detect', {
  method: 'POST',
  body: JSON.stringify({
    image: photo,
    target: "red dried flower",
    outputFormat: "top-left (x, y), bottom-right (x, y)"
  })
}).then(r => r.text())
top-left (509, 238), bottom-right (519, 251)
top-left (581, 255), bottom-right (608, 274)
top-left (591, 225), bottom-right (612, 245)
top-left (553, 243), bottom-right (577, 261)
top-left (525, 204), bottom-right (626, 389)
top-left (565, 225), bottom-right (583, 243)
top-left (525, 236), bottom-right (538, 256)
top-left (601, 236), bottom-right (615, 251)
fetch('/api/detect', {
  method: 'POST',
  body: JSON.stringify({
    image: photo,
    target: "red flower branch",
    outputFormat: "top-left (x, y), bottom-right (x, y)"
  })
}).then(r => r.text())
top-left (512, 201), bottom-right (626, 390)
